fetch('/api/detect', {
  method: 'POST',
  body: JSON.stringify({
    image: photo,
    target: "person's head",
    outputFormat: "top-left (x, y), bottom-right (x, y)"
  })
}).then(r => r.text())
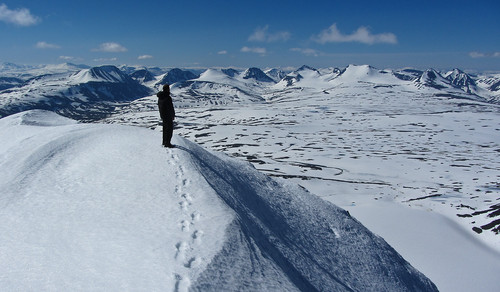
top-left (163, 84), bottom-right (170, 93)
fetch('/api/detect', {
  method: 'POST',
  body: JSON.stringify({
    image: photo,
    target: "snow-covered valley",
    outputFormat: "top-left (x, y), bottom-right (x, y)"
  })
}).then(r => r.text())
top-left (1, 62), bottom-right (499, 291)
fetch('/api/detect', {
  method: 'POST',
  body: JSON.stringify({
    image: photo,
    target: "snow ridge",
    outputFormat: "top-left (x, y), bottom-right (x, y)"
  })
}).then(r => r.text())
top-left (177, 137), bottom-right (438, 291)
top-left (0, 110), bottom-right (438, 291)
top-left (71, 66), bottom-right (128, 83)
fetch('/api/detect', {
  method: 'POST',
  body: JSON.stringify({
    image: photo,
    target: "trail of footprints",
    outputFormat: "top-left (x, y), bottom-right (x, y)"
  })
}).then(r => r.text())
top-left (169, 151), bottom-right (203, 292)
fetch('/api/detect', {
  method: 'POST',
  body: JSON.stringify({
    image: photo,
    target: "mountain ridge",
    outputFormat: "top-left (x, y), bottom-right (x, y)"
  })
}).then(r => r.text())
top-left (0, 110), bottom-right (439, 291)
top-left (1, 63), bottom-right (499, 122)
top-left (0, 65), bottom-right (152, 120)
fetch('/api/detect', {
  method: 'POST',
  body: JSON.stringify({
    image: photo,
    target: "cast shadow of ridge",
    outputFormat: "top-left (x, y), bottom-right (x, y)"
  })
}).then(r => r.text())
top-left (174, 145), bottom-right (323, 291)
top-left (174, 143), bottom-right (438, 291)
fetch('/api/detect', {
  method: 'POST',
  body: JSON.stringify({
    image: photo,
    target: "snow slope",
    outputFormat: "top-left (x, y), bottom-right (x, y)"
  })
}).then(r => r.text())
top-left (0, 110), bottom-right (438, 291)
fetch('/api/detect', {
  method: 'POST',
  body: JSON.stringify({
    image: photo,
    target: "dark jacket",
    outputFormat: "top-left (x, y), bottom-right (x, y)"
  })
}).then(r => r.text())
top-left (157, 91), bottom-right (175, 120)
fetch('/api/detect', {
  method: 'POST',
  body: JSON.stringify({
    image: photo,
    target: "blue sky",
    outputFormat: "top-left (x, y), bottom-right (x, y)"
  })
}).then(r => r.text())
top-left (1, 0), bottom-right (499, 71)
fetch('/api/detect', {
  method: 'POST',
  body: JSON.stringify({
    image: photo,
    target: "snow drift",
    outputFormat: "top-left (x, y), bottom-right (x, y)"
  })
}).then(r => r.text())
top-left (0, 110), bottom-right (438, 291)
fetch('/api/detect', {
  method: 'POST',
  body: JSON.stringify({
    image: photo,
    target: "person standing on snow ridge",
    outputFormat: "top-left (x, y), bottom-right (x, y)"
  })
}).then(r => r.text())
top-left (157, 84), bottom-right (175, 148)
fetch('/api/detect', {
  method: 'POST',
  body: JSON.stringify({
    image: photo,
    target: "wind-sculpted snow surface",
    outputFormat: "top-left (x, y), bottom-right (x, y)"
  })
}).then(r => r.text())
top-left (0, 110), bottom-right (437, 291)
top-left (181, 139), bottom-right (438, 291)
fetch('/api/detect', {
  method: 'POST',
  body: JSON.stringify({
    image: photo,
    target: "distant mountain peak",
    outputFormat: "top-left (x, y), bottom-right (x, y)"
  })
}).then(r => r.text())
top-left (414, 69), bottom-right (452, 90)
top-left (281, 74), bottom-right (303, 86)
top-left (221, 68), bottom-right (239, 77)
top-left (265, 68), bottom-right (287, 82)
top-left (242, 67), bottom-right (275, 83)
top-left (72, 65), bottom-right (130, 83)
top-left (130, 69), bottom-right (155, 83)
top-left (297, 65), bottom-right (318, 72)
top-left (157, 68), bottom-right (198, 86)
top-left (444, 68), bottom-right (476, 90)
top-left (336, 64), bottom-right (381, 80)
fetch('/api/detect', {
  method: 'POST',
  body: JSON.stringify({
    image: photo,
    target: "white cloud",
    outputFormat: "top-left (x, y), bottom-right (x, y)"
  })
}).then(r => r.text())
top-left (138, 55), bottom-right (153, 60)
top-left (59, 56), bottom-right (84, 62)
top-left (469, 51), bottom-right (500, 58)
top-left (36, 41), bottom-right (60, 49)
top-left (248, 25), bottom-right (290, 42)
top-left (241, 46), bottom-right (267, 54)
top-left (0, 3), bottom-right (40, 26)
top-left (290, 48), bottom-right (321, 57)
top-left (92, 42), bottom-right (128, 53)
top-left (469, 51), bottom-right (486, 58)
top-left (313, 23), bottom-right (397, 45)
top-left (93, 57), bottom-right (118, 63)
top-left (217, 50), bottom-right (228, 55)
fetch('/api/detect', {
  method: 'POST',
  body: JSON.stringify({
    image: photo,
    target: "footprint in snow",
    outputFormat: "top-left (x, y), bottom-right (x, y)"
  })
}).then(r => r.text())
top-left (167, 157), bottom-right (176, 166)
top-left (174, 274), bottom-right (190, 292)
top-left (191, 211), bottom-right (200, 222)
top-left (181, 220), bottom-right (190, 232)
top-left (175, 241), bottom-right (188, 261)
top-left (181, 193), bottom-right (193, 203)
top-left (175, 166), bottom-right (186, 179)
top-left (192, 230), bottom-right (203, 245)
top-left (184, 257), bottom-right (201, 268)
top-left (178, 165), bottom-right (185, 174)
top-left (179, 201), bottom-right (189, 211)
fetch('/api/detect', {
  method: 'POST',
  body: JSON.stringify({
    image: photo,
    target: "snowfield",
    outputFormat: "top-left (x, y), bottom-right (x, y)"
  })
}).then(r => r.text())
top-left (0, 110), bottom-right (439, 291)
top-left (102, 64), bottom-right (500, 292)
top-left (1, 63), bottom-right (500, 291)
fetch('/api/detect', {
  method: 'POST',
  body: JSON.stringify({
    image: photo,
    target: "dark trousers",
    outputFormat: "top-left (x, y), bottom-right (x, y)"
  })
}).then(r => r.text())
top-left (162, 119), bottom-right (173, 146)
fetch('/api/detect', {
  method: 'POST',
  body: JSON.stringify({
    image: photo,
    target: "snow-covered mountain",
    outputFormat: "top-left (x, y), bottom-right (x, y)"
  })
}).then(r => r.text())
top-left (410, 68), bottom-right (499, 103)
top-left (2, 63), bottom-right (498, 119)
top-left (130, 69), bottom-right (156, 83)
top-left (242, 67), bottom-right (275, 82)
top-left (221, 68), bottom-right (240, 77)
top-left (393, 68), bottom-right (424, 81)
top-left (481, 77), bottom-right (500, 92)
top-left (333, 64), bottom-right (399, 85)
top-left (72, 65), bottom-right (131, 83)
top-left (168, 68), bottom-right (269, 106)
top-left (156, 68), bottom-right (199, 88)
top-left (444, 68), bottom-right (477, 93)
top-left (0, 65), bottom-right (152, 121)
top-left (0, 110), bottom-right (438, 291)
top-left (415, 69), bottom-right (453, 90)
top-left (265, 68), bottom-right (287, 82)
top-left (476, 74), bottom-right (500, 103)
